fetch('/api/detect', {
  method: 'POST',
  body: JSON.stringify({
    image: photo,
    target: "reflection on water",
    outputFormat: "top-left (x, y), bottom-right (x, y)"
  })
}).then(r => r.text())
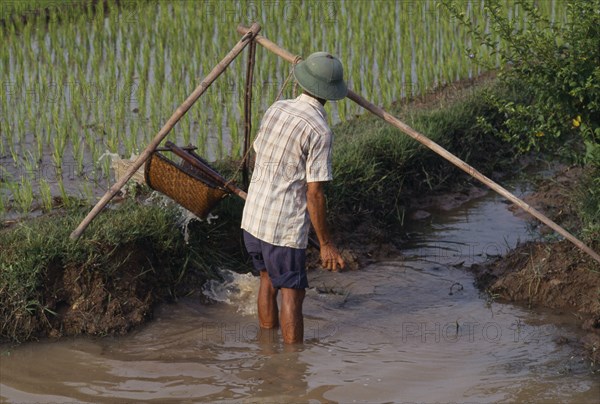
top-left (1, 192), bottom-right (598, 403)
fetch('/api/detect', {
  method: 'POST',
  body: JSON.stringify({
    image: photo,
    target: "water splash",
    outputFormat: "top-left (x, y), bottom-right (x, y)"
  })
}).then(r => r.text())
top-left (202, 269), bottom-right (259, 316)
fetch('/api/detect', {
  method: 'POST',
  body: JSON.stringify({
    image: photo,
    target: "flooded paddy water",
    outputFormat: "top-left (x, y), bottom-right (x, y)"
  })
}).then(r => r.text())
top-left (1, 189), bottom-right (598, 403)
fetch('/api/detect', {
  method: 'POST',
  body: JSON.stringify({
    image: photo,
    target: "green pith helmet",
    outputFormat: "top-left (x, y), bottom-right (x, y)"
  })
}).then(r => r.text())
top-left (293, 52), bottom-right (348, 101)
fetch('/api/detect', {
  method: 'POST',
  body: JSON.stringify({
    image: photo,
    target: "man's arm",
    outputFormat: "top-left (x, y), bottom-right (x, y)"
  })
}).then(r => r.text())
top-left (307, 181), bottom-right (345, 271)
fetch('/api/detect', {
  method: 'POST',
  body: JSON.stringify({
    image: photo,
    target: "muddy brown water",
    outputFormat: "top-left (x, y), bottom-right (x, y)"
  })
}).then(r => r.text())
top-left (1, 191), bottom-right (599, 403)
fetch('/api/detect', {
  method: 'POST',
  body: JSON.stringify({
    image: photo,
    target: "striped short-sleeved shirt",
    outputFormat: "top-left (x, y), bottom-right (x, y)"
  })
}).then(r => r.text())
top-left (241, 94), bottom-right (333, 249)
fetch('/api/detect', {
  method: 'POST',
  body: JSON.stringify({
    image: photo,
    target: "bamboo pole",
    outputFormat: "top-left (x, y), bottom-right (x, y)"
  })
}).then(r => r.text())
top-left (236, 25), bottom-right (600, 265)
top-left (70, 23), bottom-right (262, 240)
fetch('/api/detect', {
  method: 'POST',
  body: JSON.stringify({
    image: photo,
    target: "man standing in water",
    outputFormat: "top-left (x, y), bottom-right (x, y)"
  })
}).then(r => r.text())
top-left (241, 52), bottom-right (347, 344)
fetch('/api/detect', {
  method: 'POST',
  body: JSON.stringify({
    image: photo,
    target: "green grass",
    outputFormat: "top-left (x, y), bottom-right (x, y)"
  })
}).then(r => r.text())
top-left (0, 0), bottom-right (85, 20)
top-left (329, 77), bottom-right (514, 220)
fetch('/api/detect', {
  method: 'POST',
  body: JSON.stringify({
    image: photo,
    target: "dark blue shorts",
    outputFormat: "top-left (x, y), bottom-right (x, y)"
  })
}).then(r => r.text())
top-left (243, 230), bottom-right (308, 289)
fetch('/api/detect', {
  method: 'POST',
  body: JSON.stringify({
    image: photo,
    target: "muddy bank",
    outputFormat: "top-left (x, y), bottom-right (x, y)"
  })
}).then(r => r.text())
top-left (470, 166), bottom-right (600, 362)
top-left (0, 201), bottom-right (231, 343)
top-left (34, 243), bottom-right (170, 339)
top-left (2, 240), bottom-right (156, 342)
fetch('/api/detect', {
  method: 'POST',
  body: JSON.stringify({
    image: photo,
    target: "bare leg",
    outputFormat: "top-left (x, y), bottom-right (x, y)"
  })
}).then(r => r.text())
top-left (258, 270), bottom-right (279, 329)
top-left (280, 288), bottom-right (306, 344)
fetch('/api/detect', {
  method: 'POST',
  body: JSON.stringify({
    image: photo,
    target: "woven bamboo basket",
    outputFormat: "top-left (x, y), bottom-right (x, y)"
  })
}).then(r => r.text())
top-left (145, 151), bottom-right (229, 218)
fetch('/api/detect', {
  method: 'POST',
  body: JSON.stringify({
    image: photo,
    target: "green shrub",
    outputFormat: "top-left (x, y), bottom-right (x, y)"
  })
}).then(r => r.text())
top-left (443, 0), bottom-right (600, 165)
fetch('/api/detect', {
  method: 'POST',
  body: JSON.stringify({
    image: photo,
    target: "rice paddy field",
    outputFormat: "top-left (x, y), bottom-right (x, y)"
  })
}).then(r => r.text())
top-left (0, 0), bottom-right (568, 218)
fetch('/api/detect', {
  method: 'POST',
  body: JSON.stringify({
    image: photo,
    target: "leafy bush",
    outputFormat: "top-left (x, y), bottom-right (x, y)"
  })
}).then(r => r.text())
top-left (443, 0), bottom-right (600, 165)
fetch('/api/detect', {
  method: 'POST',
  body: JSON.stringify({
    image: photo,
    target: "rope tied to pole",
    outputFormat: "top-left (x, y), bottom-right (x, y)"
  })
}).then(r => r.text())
top-left (242, 39), bottom-right (257, 189)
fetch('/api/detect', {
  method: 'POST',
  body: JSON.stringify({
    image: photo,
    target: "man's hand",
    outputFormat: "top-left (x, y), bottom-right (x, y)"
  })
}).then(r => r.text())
top-left (306, 181), bottom-right (345, 271)
top-left (320, 242), bottom-right (345, 271)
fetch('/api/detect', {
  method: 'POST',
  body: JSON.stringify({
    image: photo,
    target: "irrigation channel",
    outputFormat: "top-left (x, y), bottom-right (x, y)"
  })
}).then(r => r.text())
top-left (1, 188), bottom-right (598, 403)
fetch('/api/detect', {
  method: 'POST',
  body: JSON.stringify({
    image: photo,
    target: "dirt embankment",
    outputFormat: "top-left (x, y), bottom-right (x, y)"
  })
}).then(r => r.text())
top-left (40, 245), bottom-right (154, 339)
top-left (470, 166), bottom-right (600, 363)
top-left (2, 240), bottom-right (204, 343)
